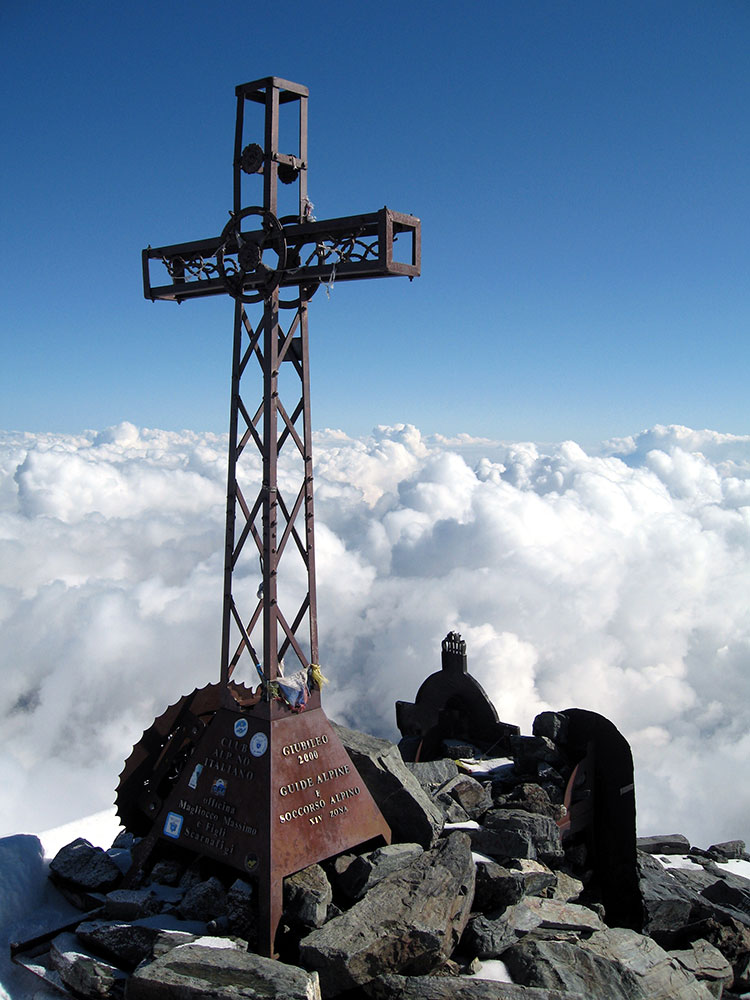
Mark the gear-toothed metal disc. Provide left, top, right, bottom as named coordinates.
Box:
left=115, top=684, right=222, bottom=836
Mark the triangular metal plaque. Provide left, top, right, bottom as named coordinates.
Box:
left=146, top=695, right=390, bottom=954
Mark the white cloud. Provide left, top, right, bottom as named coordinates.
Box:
left=1, top=421, right=750, bottom=849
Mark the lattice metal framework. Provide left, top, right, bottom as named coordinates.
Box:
left=142, top=77, right=420, bottom=700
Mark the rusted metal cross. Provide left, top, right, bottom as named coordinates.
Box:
left=143, top=77, right=420, bottom=703
left=139, top=78, right=420, bottom=955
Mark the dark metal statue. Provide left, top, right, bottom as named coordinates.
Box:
left=396, top=631, right=520, bottom=760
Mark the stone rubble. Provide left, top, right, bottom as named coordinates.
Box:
left=13, top=712, right=750, bottom=999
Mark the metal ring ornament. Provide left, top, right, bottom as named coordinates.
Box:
left=217, top=207, right=287, bottom=303
left=273, top=214, right=321, bottom=310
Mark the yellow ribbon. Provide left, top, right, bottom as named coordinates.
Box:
left=309, top=663, right=328, bottom=689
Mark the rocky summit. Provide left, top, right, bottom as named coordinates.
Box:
left=13, top=714, right=750, bottom=999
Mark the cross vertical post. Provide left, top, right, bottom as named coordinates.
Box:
left=217, top=78, right=318, bottom=698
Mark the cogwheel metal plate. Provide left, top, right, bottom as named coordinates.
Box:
left=115, top=685, right=223, bottom=836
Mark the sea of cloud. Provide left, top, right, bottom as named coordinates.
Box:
left=1, top=420, right=749, bottom=848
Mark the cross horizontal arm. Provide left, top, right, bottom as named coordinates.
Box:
left=143, top=208, right=420, bottom=303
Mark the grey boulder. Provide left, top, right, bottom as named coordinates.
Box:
left=584, top=927, right=715, bottom=999
left=76, top=919, right=159, bottom=972
left=502, top=937, right=641, bottom=999
left=49, top=931, right=127, bottom=998
left=445, top=775, right=493, bottom=820
left=299, top=831, right=475, bottom=994
left=366, top=972, right=587, bottom=999
left=637, top=834, right=692, bottom=855
left=128, top=941, right=321, bottom=1000
left=670, top=937, right=734, bottom=996
left=332, top=723, right=444, bottom=847
left=284, top=864, right=332, bottom=928
left=330, top=843, right=424, bottom=902
left=103, top=889, right=163, bottom=922
left=505, top=926, right=715, bottom=999
left=177, top=876, right=227, bottom=922
left=464, top=897, right=605, bottom=959
left=707, top=840, right=747, bottom=861
left=406, top=759, right=460, bottom=790
left=471, top=808, right=564, bottom=864
left=49, top=838, right=122, bottom=892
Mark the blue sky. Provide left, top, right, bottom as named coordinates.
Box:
left=2, top=1, right=749, bottom=445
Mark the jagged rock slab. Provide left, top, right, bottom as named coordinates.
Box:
left=108, top=848, right=133, bottom=876
left=284, top=864, right=332, bottom=928
left=584, top=927, right=715, bottom=999
left=177, top=876, right=227, bottom=922
left=510, top=859, right=562, bottom=894
left=502, top=937, right=642, bottom=999
left=494, top=783, right=565, bottom=822
left=707, top=840, right=747, bottom=861
left=549, top=870, right=583, bottom=903
left=150, top=929, right=203, bottom=958
left=503, top=929, right=715, bottom=999
left=475, top=858, right=580, bottom=907
left=406, top=759, right=460, bottom=789
left=299, top=831, right=475, bottom=994
left=490, top=765, right=522, bottom=797
left=49, top=931, right=127, bottom=999
left=510, top=736, right=563, bottom=772
left=128, top=942, right=320, bottom=1000
left=363, top=843, right=424, bottom=884
left=438, top=794, right=471, bottom=823
left=224, top=878, right=255, bottom=942
left=473, top=863, right=537, bottom=913
left=328, top=852, right=359, bottom=897
left=639, top=851, right=705, bottom=944
left=445, top=775, right=493, bottom=820
left=332, top=723, right=444, bottom=847
left=471, top=808, right=564, bottom=864
left=669, top=864, right=750, bottom=929
left=702, top=879, right=750, bottom=927
left=49, top=838, right=123, bottom=892
left=666, top=867, right=722, bottom=894
left=149, top=858, right=184, bottom=885
left=671, top=938, right=734, bottom=995
left=663, top=915, right=750, bottom=986
left=506, top=896, right=606, bottom=935
left=330, top=843, right=424, bottom=902
left=463, top=911, right=516, bottom=958
left=103, top=889, right=164, bottom=921
left=112, top=831, right=135, bottom=850
left=532, top=712, right=569, bottom=745
left=465, top=897, right=605, bottom=959
left=642, top=851, right=750, bottom=941
left=365, top=972, right=587, bottom=999
left=76, top=920, right=161, bottom=972
left=637, top=834, right=692, bottom=855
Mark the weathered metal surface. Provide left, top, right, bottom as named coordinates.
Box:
left=144, top=704, right=390, bottom=951
left=126, top=76, right=419, bottom=956
left=396, top=632, right=520, bottom=760
left=116, top=685, right=224, bottom=836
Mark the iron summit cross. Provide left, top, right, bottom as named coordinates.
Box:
left=139, top=77, right=420, bottom=954
left=143, top=76, right=420, bottom=699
